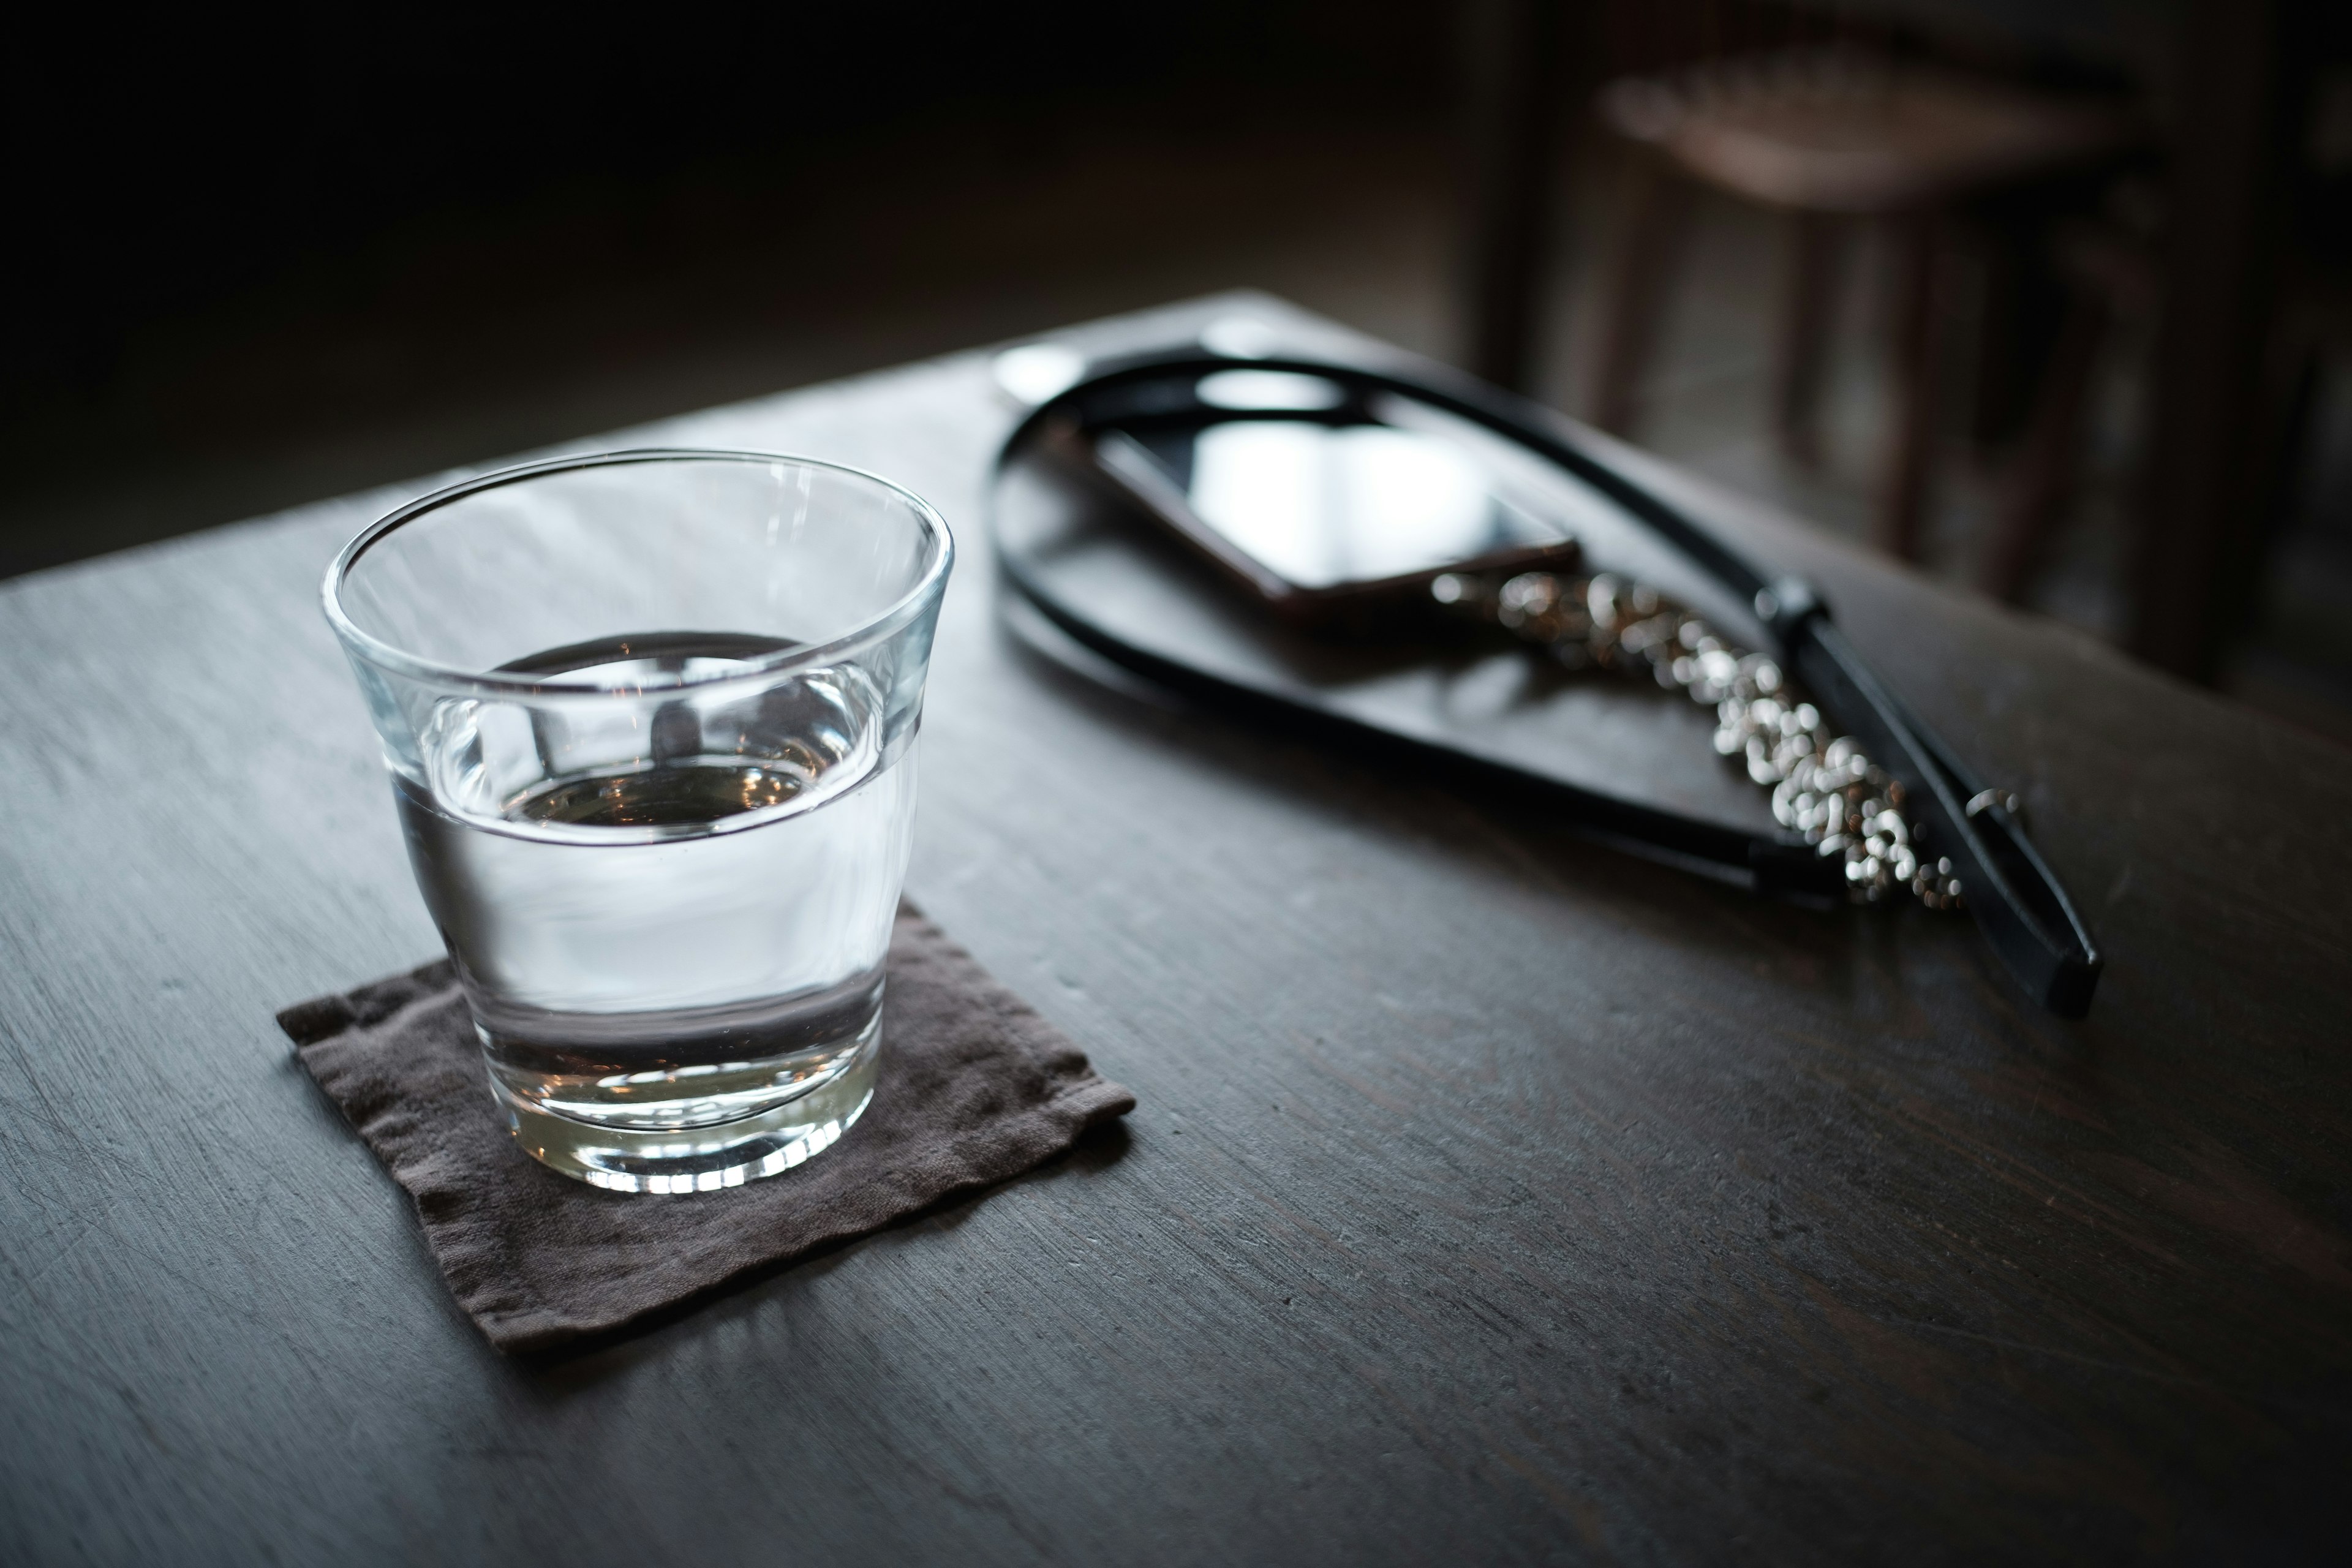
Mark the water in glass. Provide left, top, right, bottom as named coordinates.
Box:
left=396, top=634, right=913, bottom=1191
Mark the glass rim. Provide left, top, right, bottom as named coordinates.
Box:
left=322, top=447, right=955, bottom=697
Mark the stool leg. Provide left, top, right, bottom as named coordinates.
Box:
left=1983, top=293, right=2110, bottom=601
left=1774, top=213, right=1843, bottom=469
left=1460, top=0, right=1569, bottom=395
left=1879, top=212, right=1946, bottom=560
left=1586, top=154, right=1689, bottom=438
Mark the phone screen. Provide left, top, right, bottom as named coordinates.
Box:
left=1099, top=372, right=1574, bottom=593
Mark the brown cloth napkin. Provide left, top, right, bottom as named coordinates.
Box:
left=280, top=904, right=1134, bottom=1354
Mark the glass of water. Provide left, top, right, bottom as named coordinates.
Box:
left=323, top=450, right=953, bottom=1193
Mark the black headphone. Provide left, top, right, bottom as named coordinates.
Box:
left=990, top=339, right=2101, bottom=1017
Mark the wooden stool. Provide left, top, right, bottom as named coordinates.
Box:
left=1586, top=47, right=2137, bottom=560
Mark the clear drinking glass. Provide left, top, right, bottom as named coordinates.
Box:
left=323, top=450, right=953, bottom=1193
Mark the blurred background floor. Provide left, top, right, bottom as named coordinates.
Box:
left=6, top=4, right=2348, bottom=744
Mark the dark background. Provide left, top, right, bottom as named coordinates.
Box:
left=2, top=3, right=1451, bottom=570
left=7, top=2, right=1442, bottom=399
left=6, top=1, right=2348, bottom=737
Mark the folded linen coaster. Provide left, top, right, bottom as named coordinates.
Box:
left=281, top=903, right=1134, bottom=1354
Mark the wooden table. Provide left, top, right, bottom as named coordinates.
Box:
left=4, top=295, right=2346, bottom=1564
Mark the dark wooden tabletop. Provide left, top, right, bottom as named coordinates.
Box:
left=4, top=295, right=2347, bottom=1565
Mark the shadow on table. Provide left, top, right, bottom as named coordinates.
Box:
left=993, top=586, right=1883, bottom=965
left=518, top=1117, right=1135, bottom=1382
left=986, top=567, right=2116, bottom=1069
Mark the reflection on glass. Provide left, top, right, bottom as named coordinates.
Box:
left=1196, top=371, right=1347, bottom=412
left=1183, top=421, right=1562, bottom=587
left=1200, top=314, right=1283, bottom=359
left=992, top=342, right=1087, bottom=405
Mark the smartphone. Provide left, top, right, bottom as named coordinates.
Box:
left=1069, top=366, right=1583, bottom=634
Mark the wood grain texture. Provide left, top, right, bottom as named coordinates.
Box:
left=3, top=293, right=2348, bottom=1565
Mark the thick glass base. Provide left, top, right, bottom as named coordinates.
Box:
left=490, top=1033, right=880, bottom=1193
